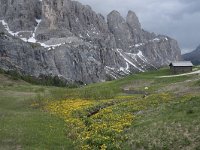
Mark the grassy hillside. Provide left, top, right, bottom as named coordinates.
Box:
left=0, top=68, right=200, bottom=149
left=0, top=74, right=74, bottom=149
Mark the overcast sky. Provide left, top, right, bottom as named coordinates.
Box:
left=77, top=0, right=200, bottom=54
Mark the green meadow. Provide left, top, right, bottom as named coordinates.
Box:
left=0, top=68, right=200, bottom=149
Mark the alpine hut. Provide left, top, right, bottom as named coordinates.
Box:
left=169, top=61, right=193, bottom=74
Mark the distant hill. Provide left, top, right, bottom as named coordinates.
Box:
left=183, top=45, right=200, bottom=65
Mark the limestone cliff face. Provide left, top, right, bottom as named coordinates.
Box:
left=0, top=0, right=42, bottom=31
left=0, top=0, right=182, bottom=83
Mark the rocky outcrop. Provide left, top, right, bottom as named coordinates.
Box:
left=0, top=0, right=181, bottom=84
left=183, top=45, right=200, bottom=65
left=0, top=0, right=42, bottom=32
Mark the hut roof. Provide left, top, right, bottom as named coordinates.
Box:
left=169, top=61, right=193, bottom=67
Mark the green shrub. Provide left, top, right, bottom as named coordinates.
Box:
left=0, top=68, right=76, bottom=87
left=6, top=70, right=21, bottom=80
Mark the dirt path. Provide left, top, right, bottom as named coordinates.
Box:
left=157, top=70, right=200, bottom=78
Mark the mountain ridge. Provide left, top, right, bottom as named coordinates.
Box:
left=183, top=44, right=200, bottom=65
left=0, top=0, right=181, bottom=83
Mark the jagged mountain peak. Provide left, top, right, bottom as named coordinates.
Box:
left=107, top=10, right=125, bottom=25
left=108, top=10, right=121, bottom=16
left=126, top=10, right=141, bottom=30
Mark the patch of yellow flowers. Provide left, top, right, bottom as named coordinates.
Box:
left=45, top=97, right=135, bottom=149
left=45, top=93, right=177, bottom=149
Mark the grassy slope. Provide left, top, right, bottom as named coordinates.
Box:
left=0, top=67, right=200, bottom=149
left=65, top=68, right=195, bottom=100
left=123, top=97, right=200, bottom=150
left=0, top=74, right=74, bottom=150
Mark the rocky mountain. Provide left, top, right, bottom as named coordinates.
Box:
left=183, top=45, right=200, bottom=65
left=0, top=0, right=181, bottom=84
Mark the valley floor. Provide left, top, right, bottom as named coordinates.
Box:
left=0, top=67, right=200, bottom=149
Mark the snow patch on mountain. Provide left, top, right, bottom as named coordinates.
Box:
left=116, top=49, right=145, bottom=72
left=0, top=20, right=21, bottom=36
left=0, top=19, right=66, bottom=49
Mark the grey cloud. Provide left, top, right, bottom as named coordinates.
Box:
left=77, top=0, right=200, bottom=53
